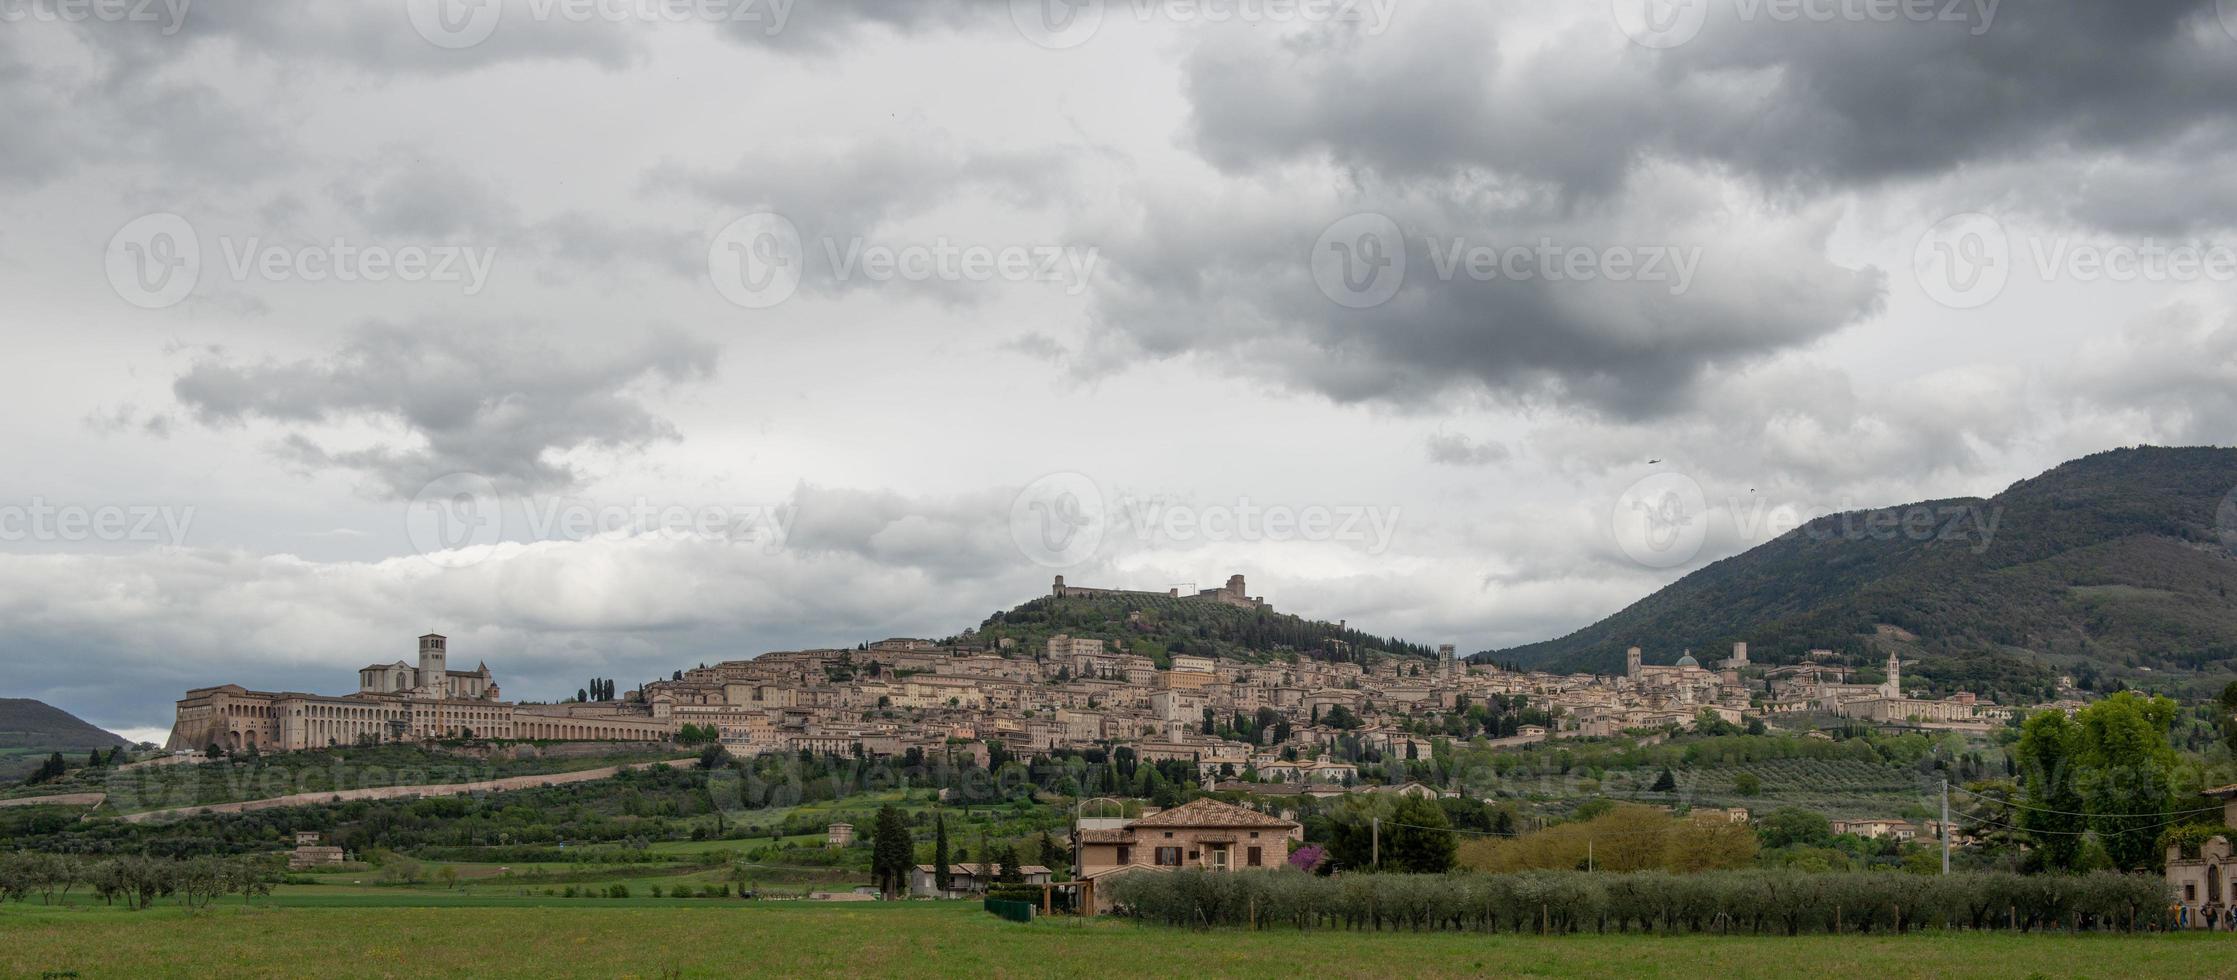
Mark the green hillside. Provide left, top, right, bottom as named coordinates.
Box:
left=1487, top=446, right=2237, bottom=696
left=969, top=592, right=1436, bottom=667
left=0, top=699, right=131, bottom=781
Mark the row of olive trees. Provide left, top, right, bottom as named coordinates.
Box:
left=0, top=852, right=280, bottom=911
left=1106, top=869, right=2171, bottom=935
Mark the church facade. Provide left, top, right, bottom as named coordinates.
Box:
left=165, top=634, right=673, bottom=753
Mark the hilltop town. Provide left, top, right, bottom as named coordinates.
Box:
left=166, top=573, right=2077, bottom=780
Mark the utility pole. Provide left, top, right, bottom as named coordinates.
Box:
left=1371, top=817, right=1380, bottom=869
left=1940, top=778, right=1951, bottom=876
left=1587, top=838, right=1594, bottom=873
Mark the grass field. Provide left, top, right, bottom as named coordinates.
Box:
left=0, top=899, right=2227, bottom=978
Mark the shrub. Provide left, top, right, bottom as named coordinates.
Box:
left=1103, top=868, right=2169, bottom=935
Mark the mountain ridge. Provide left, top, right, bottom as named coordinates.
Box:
left=1481, top=445, right=2237, bottom=697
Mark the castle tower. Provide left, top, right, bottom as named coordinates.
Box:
left=1731, top=642, right=1748, bottom=666
left=1625, top=646, right=1642, bottom=679
left=1225, top=573, right=1247, bottom=598
left=417, top=634, right=448, bottom=699
left=1438, top=643, right=1456, bottom=680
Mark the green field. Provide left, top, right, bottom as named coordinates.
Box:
left=0, top=899, right=2226, bottom=978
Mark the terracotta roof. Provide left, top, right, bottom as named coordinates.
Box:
left=1130, top=797, right=1296, bottom=829
left=913, top=864, right=1053, bottom=875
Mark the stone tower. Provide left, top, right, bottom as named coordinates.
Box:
left=418, top=634, right=448, bottom=699
left=1438, top=643, right=1456, bottom=680
left=1881, top=652, right=1901, bottom=699
left=1625, top=646, right=1642, bottom=679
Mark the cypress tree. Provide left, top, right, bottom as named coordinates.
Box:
left=933, top=813, right=952, bottom=894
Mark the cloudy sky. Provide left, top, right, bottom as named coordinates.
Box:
left=5, top=0, right=2237, bottom=742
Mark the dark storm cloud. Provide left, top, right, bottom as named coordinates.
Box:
left=1077, top=1, right=2234, bottom=418
left=1183, top=2, right=2237, bottom=200
left=1079, top=177, right=1885, bottom=417
left=171, top=322, right=718, bottom=496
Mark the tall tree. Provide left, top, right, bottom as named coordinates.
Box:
left=933, top=813, right=952, bottom=895
left=2015, top=710, right=2087, bottom=870
left=869, top=805, right=913, bottom=900
left=1039, top=831, right=1067, bottom=874
left=2074, top=692, right=2179, bottom=871
left=1385, top=795, right=1458, bottom=874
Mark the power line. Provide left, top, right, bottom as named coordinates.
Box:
left=1948, top=783, right=2227, bottom=819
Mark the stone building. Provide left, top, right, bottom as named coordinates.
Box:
left=166, top=633, right=673, bottom=753
left=2168, top=786, right=2237, bottom=928
left=1077, top=798, right=1302, bottom=909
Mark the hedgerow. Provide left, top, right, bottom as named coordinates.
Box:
left=1104, top=869, right=2169, bottom=934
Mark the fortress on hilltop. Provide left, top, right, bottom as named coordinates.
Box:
left=1051, top=573, right=1266, bottom=609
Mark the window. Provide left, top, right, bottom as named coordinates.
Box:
left=1116, top=846, right=1131, bottom=866
left=1248, top=832, right=1259, bottom=839
left=1247, top=847, right=1262, bottom=867
left=1154, top=847, right=1182, bottom=866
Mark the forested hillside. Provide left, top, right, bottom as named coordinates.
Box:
left=1487, top=446, right=2237, bottom=693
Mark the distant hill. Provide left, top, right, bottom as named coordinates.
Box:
left=0, top=698, right=131, bottom=780
left=968, top=586, right=1436, bottom=667
left=0, top=699, right=130, bottom=751
left=1484, top=446, right=2237, bottom=700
